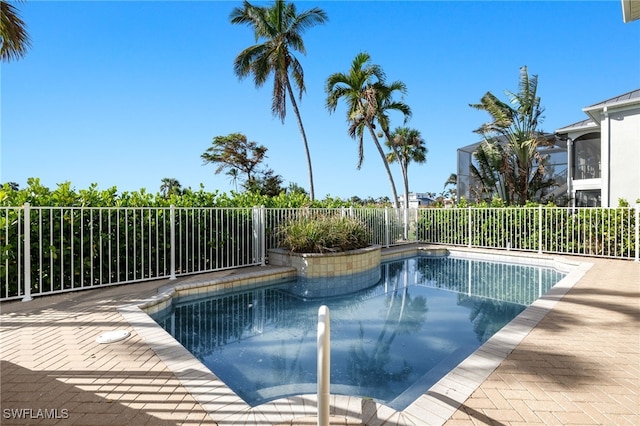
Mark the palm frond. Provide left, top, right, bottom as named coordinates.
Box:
left=0, top=0, right=31, bottom=62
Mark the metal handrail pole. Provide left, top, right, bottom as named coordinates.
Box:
left=317, top=305, right=330, bottom=426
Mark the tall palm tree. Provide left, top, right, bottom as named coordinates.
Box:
left=385, top=127, right=426, bottom=239
left=385, top=127, right=427, bottom=210
left=226, top=168, right=240, bottom=191
left=1, top=0, right=31, bottom=62
left=470, top=66, right=551, bottom=205
left=230, top=0, right=327, bottom=201
left=375, top=82, right=412, bottom=180
left=326, top=52, right=410, bottom=208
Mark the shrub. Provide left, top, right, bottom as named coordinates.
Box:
left=277, top=215, right=371, bottom=253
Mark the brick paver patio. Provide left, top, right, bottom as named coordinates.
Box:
left=444, top=256, right=639, bottom=426
left=1, top=252, right=638, bottom=425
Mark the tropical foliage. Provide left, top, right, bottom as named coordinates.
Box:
left=0, top=178, right=382, bottom=209
left=201, top=133, right=289, bottom=197
left=469, top=66, right=556, bottom=205
left=385, top=127, right=427, bottom=209
left=325, top=52, right=411, bottom=209
left=277, top=215, right=371, bottom=253
left=0, top=178, right=375, bottom=299
left=230, top=0, right=328, bottom=201
left=443, top=173, right=457, bottom=199
left=0, top=0, right=31, bottom=62
left=160, top=178, right=183, bottom=198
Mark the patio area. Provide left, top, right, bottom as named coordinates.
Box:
left=1, top=251, right=638, bottom=425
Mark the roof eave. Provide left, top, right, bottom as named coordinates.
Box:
left=555, top=121, right=599, bottom=134
left=582, top=109, right=602, bottom=124
left=621, top=0, right=640, bottom=23
left=582, top=96, right=640, bottom=123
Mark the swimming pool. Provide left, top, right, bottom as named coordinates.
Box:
left=149, top=253, right=566, bottom=410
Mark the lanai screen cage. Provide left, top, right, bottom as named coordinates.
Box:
left=456, top=137, right=568, bottom=205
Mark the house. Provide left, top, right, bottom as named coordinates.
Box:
left=555, top=89, right=640, bottom=207
left=399, top=192, right=435, bottom=209
left=456, top=89, right=639, bottom=207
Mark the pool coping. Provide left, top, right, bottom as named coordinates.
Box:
left=117, top=245, right=592, bottom=426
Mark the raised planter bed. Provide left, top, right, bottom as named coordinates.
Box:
left=268, top=245, right=382, bottom=298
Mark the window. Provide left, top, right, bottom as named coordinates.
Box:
left=575, top=190, right=601, bottom=207
left=573, top=134, right=601, bottom=180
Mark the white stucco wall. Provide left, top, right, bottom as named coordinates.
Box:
left=607, top=106, right=640, bottom=206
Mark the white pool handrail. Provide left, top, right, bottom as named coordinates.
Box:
left=317, top=305, right=330, bottom=426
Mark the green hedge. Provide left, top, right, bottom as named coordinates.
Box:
left=417, top=204, right=637, bottom=258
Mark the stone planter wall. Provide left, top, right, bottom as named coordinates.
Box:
left=268, top=245, right=381, bottom=278
left=268, top=245, right=382, bottom=298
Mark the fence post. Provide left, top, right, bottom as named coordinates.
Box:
left=384, top=208, right=390, bottom=248
left=403, top=207, right=409, bottom=241
left=538, top=205, right=543, bottom=254
left=467, top=207, right=472, bottom=248
left=22, top=203, right=32, bottom=302
left=260, top=206, right=266, bottom=266
left=170, top=205, right=176, bottom=280
left=635, top=204, right=639, bottom=263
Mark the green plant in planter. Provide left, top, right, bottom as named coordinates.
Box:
left=278, top=215, right=371, bottom=253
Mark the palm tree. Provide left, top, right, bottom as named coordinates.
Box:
left=1, top=0, right=31, bottom=62
left=469, top=66, right=551, bottom=205
left=326, top=52, right=410, bottom=208
left=444, top=173, right=457, bottom=200
left=375, top=83, right=413, bottom=182
left=386, top=127, right=426, bottom=239
left=226, top=168, right=240, bottom=191
left=385, top=127, right=427, bottom=209
left=469, top=140, right=510, bottom=203
left=160, top=178, right=182, bottom=198
left=230, top=0, right=327, bottom=201
left=3, top=181, right=19, bottom=191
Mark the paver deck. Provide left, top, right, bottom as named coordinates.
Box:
left=1, top=252, right=638, bottom=425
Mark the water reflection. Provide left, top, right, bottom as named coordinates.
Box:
left=151, top=255, right=565, bottom=409
left=347, top=260, right=428, bottom=395
left=415, top=256, right=564, bottom=305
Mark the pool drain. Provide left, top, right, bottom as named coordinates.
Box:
left=96, top=330, right=131, bottom=344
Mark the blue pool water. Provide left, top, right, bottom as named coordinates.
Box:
left=150, top=255, right=566, bottom=410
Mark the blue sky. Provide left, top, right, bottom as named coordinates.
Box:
left=2, top=0, right=639, bottom=200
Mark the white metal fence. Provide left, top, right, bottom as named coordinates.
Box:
left=417, top=206, right=639, bottom=260
left=1, top=205, right=264, bottom=301
left=1, top=204, right=638, bottom=301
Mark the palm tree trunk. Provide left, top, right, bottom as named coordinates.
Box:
left=285, top=81, right=315, bottom=201
left=403, top=163, right=410, bottom=240
left=367, top=125, right=400, bottom=208
left=382, top=127, right=408, bottom=234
